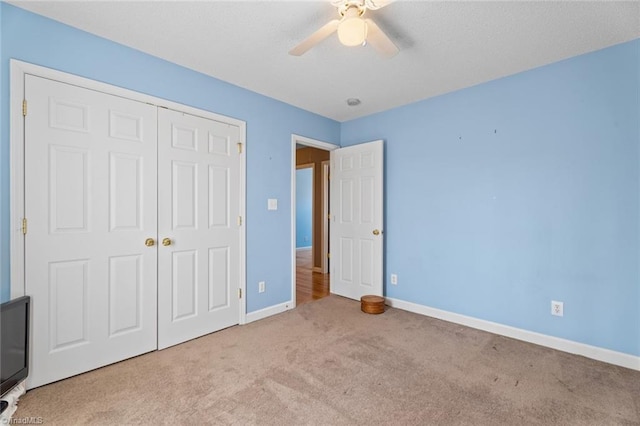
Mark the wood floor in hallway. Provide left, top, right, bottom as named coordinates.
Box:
left=296, top=249, right=330, bottom=306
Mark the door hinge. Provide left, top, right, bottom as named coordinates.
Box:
left=327, top=213, right=331, bottom=220
left=238, top=288, right=242, bottom=299
left=237, top=216, right=242, bottom=226
left=22, top=100, right=27, bottom=117
left=237, top=142, right=243, bottom=154
left=21, top=218, right=27, bottom=235
left=327, top=252, right=331, bottom=259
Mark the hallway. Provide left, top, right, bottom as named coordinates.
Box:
left=295, top=249, right=330, bottom=306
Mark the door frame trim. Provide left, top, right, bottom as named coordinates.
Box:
left=290, top=134, right=338, bottom=308
left=10, top=59, right=248, bottom=324
left=321, top=160, right=331, bottom=274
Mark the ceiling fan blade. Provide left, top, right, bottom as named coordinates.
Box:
left=364, top=0, right=394, bottom=10
left=365, top=19, right=399, bottom=59
left=289, top=20, right=340, bottom=56
left=331, top=0, right=394, bottom=10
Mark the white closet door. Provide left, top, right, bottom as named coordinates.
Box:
left=330, top=140, right=384, bottom=300
left=25, top=75, right=158, bottom=388
left=157, top=108, right=241, bottom=349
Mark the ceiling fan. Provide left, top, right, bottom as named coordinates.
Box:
left=289, top=0, right=399, bottom=59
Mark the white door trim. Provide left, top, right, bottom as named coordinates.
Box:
left=290, top=135, right=338, bottom=308
left=10, top=59, right=247, bottom=324
left=321, top=160, right=330, bottom=274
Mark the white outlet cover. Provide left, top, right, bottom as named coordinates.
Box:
left=551, top=300, right=564, bottom=317
left=390, top=274, right=398, bottom=285
left=268, top=198, right=278, bottom=210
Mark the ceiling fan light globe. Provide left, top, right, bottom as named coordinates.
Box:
left=337, top=17, right=367, bottom=46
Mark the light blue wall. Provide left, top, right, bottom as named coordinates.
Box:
left=2, top=4, right=638, bottom=358
left=342, top=39, right=640, bottom=356
left=0, top=4, right=341, bottom=310
left=0, top=3, right=4, bottom=303
left=295, top=168, right=313, bottom=248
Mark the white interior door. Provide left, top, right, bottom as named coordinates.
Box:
left=25, top=75, right=158, bottom=388
left=330, top=140, right=384, bottom=300
left=157, top=108, right=241, bottom=349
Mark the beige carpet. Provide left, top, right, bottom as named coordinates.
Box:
left=15, top=296, right=640, bottom=425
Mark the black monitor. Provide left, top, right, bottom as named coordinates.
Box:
left=1, top=296, right=30, bottom=401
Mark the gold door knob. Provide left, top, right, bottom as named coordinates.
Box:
left=145, top=238, right=155, bottom=247
left=162, top=238, right=172, bottom=246
left=373, top=229, right=380, bottom=236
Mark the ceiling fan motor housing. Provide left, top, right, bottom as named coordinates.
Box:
left=337, top=4, right=368, bottom=46
left=290, top=0, right=398, bottom=58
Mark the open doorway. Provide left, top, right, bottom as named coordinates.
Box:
left=296, top=162, right=327, bottom=305
left=291, top=135, right=339, bottom=307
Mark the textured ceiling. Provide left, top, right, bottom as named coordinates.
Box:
left=9, top=1, right=640, bottom=122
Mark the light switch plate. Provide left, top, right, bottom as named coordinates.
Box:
left=268, top=198, right=278, bottom=210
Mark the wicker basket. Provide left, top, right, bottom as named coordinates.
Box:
left=360, top=295, right=385, bottom=314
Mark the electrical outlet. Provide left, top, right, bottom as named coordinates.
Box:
left=551, top=300, right=563, bottom=317
left=390, top=274, right=398, bottom=285
left=259, top=281, right=266, bottom=293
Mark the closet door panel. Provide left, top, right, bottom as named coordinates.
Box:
left=25, top=75, right=158, bottom=389
left=157, top=109, right=241, bottom=349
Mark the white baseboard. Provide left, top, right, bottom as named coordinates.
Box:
left=385, top=297, right=640, bottom=371
left=296, top=246, right=312, bottom=251
left=245, top=301, right=294, bottom=324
